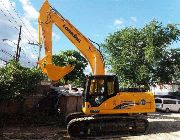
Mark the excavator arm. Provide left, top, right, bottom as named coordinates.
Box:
left=38, top=0, right=105, bottom=81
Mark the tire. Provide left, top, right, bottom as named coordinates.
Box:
left=165, top=108, right=170, bottom=113
left=178, top=108, right=180, bottom=113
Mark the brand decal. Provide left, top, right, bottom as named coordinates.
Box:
left=63, top=24, right=81, bottom=43
left=114, top=100, right=149, bottom=110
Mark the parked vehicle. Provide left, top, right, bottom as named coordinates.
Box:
left=155, top=98, right=180, bottom=113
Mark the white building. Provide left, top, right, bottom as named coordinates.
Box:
left=150, top=84, right=180, bottom=95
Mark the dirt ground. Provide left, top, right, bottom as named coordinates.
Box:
left=0, top=112, right=180, bottom=140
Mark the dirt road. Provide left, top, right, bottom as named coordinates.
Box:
left=119, top=112, right=180, bottom=140
left=1, top=112, right=180, bottom=140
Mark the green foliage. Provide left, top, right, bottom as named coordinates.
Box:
left=0, top=60, right=44, bottom=101
left=102, top=20, right=180, bottom=88
left=52, top=50, right=88, bottom=87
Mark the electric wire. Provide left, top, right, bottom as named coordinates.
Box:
left=0, top=0, right=39, bottom=66
left=7, top=0, right=39, bottom=44
left=0, top=41, right=37, bottom=65
left=0, top=0, right=39, bottom=53
left=0, top=0, right=19, bottom=24
left=0, top=49, right=14, bottom=57
left=0, top=8, right=19, bottom=31
left=0, top=0, right=35, bottom=43
left=0, top=57, right=8, bottom=63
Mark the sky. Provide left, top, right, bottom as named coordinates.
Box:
left=0, top=0, right=180, bottom=70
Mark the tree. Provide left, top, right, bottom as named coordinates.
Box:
left=52, top=50, right=88, bottom=87
left=153, top=48, right=180, bottom=83
left=102, top=20, right=180, bottom=88
left=0, top=60, right=44, bottom=101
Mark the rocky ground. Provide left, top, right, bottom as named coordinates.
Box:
left=0, top=112, right=180, bottom=140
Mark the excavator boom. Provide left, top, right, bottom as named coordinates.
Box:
left=38, top=0, right=104, bottom=81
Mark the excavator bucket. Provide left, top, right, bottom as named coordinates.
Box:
left=45, top=64, right=74, bottom=81
left=38, top=56, right=74, bottom=81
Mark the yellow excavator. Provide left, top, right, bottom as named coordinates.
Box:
left=38, top=0, right=155, bottom=138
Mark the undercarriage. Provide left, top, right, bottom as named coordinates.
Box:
left=66, top=112, right=149, bottom=138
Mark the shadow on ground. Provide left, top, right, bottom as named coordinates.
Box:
left=1, top=112, right=180, bottom=140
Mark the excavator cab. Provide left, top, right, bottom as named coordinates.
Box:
left=84, top=75, right=119, bottom=107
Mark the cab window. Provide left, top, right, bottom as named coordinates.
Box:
left=89, top=79, right=105, bottom=95
left=107, top=80, right=114, bottom=96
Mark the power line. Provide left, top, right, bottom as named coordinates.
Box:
left=0, top=0, right=19, bottom=24
left=0, top=0, right=31, bottom=43
left=0, top=1, right=39, bottom=63
left=0, top=49, right=14, bottom=57
left=0, top=50, right=36, bottom=67
left=28, top=42, right=42, bottom=62
left=0, top=44, right=37, bottom=67
left=19, top=47, right=37, bottom=64
left=1, top=39, right=38, bottom=57
left=0, top=0, right=37, bottom=44
left=0, top=0, right=19, bottom=27
left=0, top=40, right=37, bottom=62
left=0, top=57, right=8, bottom=63
left=22, top=44, right=39, bottom=55
left=0, top=8, right=32, bottom=42
left=0, top=8, right=19, bottom=30
left=7, top=0, right=38, bottom=44
left=0, top=6, right=31, bottom=44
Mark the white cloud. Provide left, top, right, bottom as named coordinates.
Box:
left=114, top=19, right=124, bottom=26
left=0, top=60, right=6, bottom=67
left=53, top=32, right=61, bottom=42
left=19, top=0, right=38, bottom=20
left=130, top=17, right=137, bottom=22
left=0, top=0, right=18, bottom=38
left=0, top=0, right=12, bottom=10
left=113, top=18, right=124, bottom=29
left=84, top=65, right=91, bottom=75
left=18, top=0, right=38, bottom=43
left=18, top=0, right=39, bottom=67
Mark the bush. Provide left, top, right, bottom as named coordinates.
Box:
left=0, top=60, right=44, bottom=101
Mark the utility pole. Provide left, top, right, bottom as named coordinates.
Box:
left=28, top=42, right=42, bottom=66
left=16, top=25, right=22, bottom=61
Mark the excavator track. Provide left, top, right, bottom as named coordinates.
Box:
left=65, top=112, right=85, bottom=124
left=67, top=115, right=149, bottom=138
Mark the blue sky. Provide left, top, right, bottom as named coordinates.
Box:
left=35, top=0, right=180, bottom=52
left=0, top=0, right=180, bottom=67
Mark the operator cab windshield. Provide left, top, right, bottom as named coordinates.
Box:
left=89, top=79, right=105, bottom=95
left=85, top=75, right=118, bottom=107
